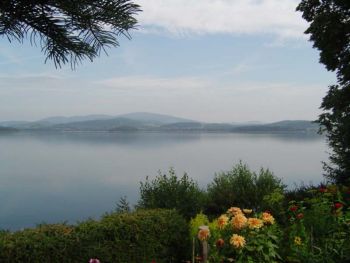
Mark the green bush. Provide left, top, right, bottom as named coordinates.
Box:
left=283, top=185, right=350, bottom=263
left=205, top=162, right=285, bottom=216
left=138, top=168, right=206, bottom=219
left=0, top=209, right=190, bottom=263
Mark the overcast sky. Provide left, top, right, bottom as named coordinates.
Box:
left=0, top=0, right=336, bottom=123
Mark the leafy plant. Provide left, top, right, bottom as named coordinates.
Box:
left=0, top=209, right=190, bottom=263
left=284, top=185, right=350, bottom=263
left=0, top=0, right=141, bottom=68
left=115, top=196, right=131, bottom=213
left=205, top=162, right=285, bottom=216
left=138, top=168, right=206, bottom=219
left=297, top=0, right=350, bottom=185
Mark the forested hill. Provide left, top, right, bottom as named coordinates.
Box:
left=0, top=113, right=319, bottom=133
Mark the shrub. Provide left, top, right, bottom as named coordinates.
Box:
left=0, top=209, right=190, bottom=263
left=284, top=185, right=350, bottom=263
left=138, top=168, right=206, bottom=219
left=205, top=162, right=285, bottom=216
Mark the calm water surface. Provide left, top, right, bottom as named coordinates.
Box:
left=0, top=131, right=327, bottom=230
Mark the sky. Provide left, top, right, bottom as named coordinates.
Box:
left=0, top=0, right=337, bottom=123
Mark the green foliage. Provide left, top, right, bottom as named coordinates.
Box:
left=297, top=0, right=350, bottom=184
left=189, top=213, right=210, bottom=239
left=0, top=0, right=140, bottom=68
left=318, top=84, right=350, bottom=184
left=285, top=183, right=320, bottom=202
left=297, top=0, right=350, bottom=84
left=262, top=188, right=286, bottom=222
left=115, top=196, right=131, bottom=213
left=138, top=168, right=206, bottom=219
left=206, top=162, right=285, bottom=216
left=0, top=209, right=190, bottom=263
left=284, top=185, right=350, bottom=263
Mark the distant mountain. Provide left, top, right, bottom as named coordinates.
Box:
left=117, top=112, right=193, bottom=125
left=231, top=120, right=319, bottom=133
left=52, top=117, right=147, bottom=131
left=0, top=126, right=18, bottom=133
left=39, top=115, right=113, bottom=124
left=0, top=121, right=29, bottom=127
left=266, top=120, right=318, bottom=129
left=0, top=113, right=319, bottom=134
left=160, top=122, right=203, bottom=130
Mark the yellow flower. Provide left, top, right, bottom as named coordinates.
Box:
left=198, top=228, right=210, bottom=241
left=217, top=215, right=229, bottom=229
left=247, top=218, right=263, bottom=229
left=294, top=236, right=302, bottom=246
left=230, top=234, right=246, bottom=249
left=231, top=213, right=247, bottom=229
left=227, top=207, right=242, bottom=216
left=243, top=209, right=253, bottom=214
left=262, top=212, right=275, bottom=225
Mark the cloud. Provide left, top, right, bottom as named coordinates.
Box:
left=0, top=71, right=326, bottom=123
left=98, top=75, right=212, bottom=91
left=136, top=0, right=307, bottom=39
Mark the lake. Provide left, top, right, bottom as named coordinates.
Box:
left=0, top=131, right=328, bottom=230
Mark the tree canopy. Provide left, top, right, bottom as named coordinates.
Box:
left=297, top=0, right=350, bottom=85
left=297, top=0, right=350, bottom=184
left=0, top=0, right=140, bottom=68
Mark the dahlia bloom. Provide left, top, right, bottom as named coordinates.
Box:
left=198, top=228, right=210, bottom=241
left=231, top=213, right=247, bottom=229
left=243, top=209, right=253, bottom=214
left=217, top=214, right=229, bottom=229
left=262, top=212, right=275, bottom=225
left=216, top=238, right=225, bottom=248
left=247, top=218, right=263, bottom=229
left=230, top=234, right=246, bottom=249
left=227, top=207, right=242, bottom=216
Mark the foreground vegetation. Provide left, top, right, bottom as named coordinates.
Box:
left=139, top=163, right=350, bottom=262
left=0, top=163, right=349, bottom=262
left=0, top=209, right=188, bottom=263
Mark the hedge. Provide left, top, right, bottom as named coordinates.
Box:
left=0, top=209, right=190, bottom=263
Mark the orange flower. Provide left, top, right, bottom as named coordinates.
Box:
left=231, top=213, right=247, bottom=229
left=230, top=234, right=246, bottom=249
left=247, top=218, right=263, bottom=229
left=216, top=238, right=225, bottom=248
left=227, top=207, right=242, bottom=216
left=243, top=209, right=253, bottom=214
left=262, top=212, right=275, bottom=225
left=217, top=215, right=229, bottom=229
left=198, top=228, right=210, bottom=241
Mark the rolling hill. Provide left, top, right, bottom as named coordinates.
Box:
left=0, top=113, right=319, bottom=133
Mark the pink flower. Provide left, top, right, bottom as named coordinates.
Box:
left=334, top=203, right=343, bottom=209
left=289, top=205, right=298, bottom=212
left=89, top=259, right=101, bottom=263
left=319, top=187, right=327, bottom=193
left=297, top=213, right=304, bottom=219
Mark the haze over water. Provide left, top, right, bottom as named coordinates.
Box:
left=0, top=131, right=327, bottom=230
